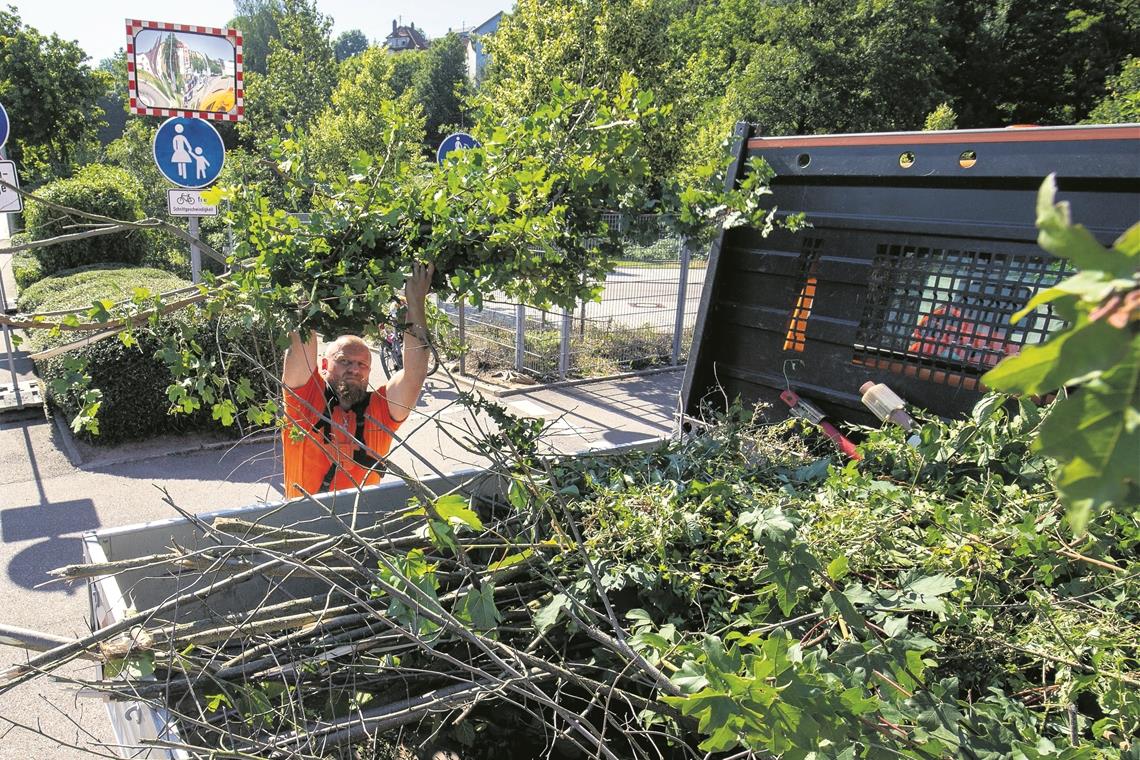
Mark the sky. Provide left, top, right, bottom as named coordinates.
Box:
left=9, top=1, right=512, bottom=66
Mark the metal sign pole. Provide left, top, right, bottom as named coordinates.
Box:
left=0, top=273, right=20, bottom=404
left=189, top=215, right=201, bottom=283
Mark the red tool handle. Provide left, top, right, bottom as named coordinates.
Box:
left=781, top=390, right=862, bottom=461
left=819, top=419, right=862, bottom=461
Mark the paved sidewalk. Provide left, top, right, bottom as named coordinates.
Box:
left=0, top=356, right=681, bottom=758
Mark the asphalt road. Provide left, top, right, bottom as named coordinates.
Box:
left=456, top=263, right=707, bottom=331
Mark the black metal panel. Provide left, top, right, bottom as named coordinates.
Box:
left=683, top=123, right=1140, bottom=425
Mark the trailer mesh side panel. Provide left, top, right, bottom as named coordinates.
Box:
left=854, top=245, right=1069, bottom=376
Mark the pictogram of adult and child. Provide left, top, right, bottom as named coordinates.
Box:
left=170, top=123, right=211, bottom=180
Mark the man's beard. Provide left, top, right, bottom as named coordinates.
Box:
left=332, top=378, right=368, bottom=408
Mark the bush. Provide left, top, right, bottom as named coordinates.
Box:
left=23, top=266, right=276, bottom=445
left=17, top=264, right=190, bottom=313
left=11, top=247, right=44, bottom=290
left=37, top=310, right=278, bottom=445
left=24, top=164, right=150, bottom=275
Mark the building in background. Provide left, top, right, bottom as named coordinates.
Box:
left=458, top=11, right=503, bottom=83
left=385, top=19, right=428, bottom=52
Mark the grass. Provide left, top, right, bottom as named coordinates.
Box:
left=461, top=322, right=693, bottom=382
left=612, top=258, right=709, bottom=270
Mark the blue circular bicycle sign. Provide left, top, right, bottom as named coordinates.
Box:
left=436, top=132, right=481, bottom=165
left=0, top=102, right=9, bottom=151
left=153, top=117, right=225, bottom=188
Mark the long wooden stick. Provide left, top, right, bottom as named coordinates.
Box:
left=0, top=624, right=100, bottom=660
left=0, top=533, right=345, bottom=691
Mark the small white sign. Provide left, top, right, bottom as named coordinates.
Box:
left=0, top=161, right=22, bottom=213
left=167, top=189, right=218, bottom=216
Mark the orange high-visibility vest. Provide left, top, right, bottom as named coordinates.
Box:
left=282, top=371, right=401, bottom=498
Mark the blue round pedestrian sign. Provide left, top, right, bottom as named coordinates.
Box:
left=0, top=102, right=9, bottom=151
left=436, top=132, right=481, bottom=165
left=153, top=117, right=225, bottom=188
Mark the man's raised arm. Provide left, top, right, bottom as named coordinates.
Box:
left=283, top=330, right=318, bottom=389
left=385, top=263, right=434, bottom=422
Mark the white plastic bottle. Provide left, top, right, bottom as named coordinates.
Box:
left=859, top=382, right=922, bottom=446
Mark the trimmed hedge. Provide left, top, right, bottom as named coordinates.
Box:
left=11, top=248, right=44, bottom=290
left=24, top=164, right=150, bottom=276
left=17, top=264, right=190, bottom=313
left=27, top=266, right=277, bottom=445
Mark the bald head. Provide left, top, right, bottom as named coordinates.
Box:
left=325, top=335, right=370, bottom=360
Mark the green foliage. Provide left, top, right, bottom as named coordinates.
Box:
left=481, top=0, right=684, bottom=189
left=539, top=397, right=1139, bottom=757
left=333, top=28, right=369, bottom=62
left=684, top=0, right=950, bottom=172
left=94, top=50, right=129, bottom=145
left=23, top=266, right=270, bottom=443
left=23, top=164, right=149, bottom=275
left=983, top=176, right=1139, bottom=531
left=102, top=120, right=169, bottom=219
left=480, top=0, right=1136, bottom=182
left=384, top=51, right=421, bottom=98
left=924, top=102, right=958, bottom=130
left=228, top=0, right=281, bottom=76
left=16, top=264, right=188, bottom=313
left=219, top=75, right=707, bottom=338
left=103, top=121, right=277, bottom=276
left=34, top=76, right=779, bottom=438
left=10, top=248, right=44, bottom=290
left=0, top=7, right=109, bottom=186
left=37, top=312, right=275, bottom=445
left=305, top=48, right=427, bottom=178
left=237, top=0, right=337, bottom=153
left=313, top=34, right=468, bottom=156
left=1085, top=55, right=1140, bottom=124
left=412, top=33, right=471, bottom=147
left=941, top=0, right=1140, bottom=127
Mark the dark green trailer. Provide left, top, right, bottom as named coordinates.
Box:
left=682, top=122, right=1140, bottom=425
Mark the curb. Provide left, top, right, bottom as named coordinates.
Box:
left=458, top=364, right=685, bottom=398
left=492, top=364, right=684, bottom=398
left=76, top=429, right=279, bottom=471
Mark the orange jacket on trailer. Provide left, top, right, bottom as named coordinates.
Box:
left=282, top=371, right=402, bottom=499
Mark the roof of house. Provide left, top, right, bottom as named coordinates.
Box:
left=473, top=11, right=504, bottom=35
left=457, top=11, right=505, bottom=39
left=385, top=20, right=429, bottom=50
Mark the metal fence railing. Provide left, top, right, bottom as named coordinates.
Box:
left=443, top=215, right=706, bottom=383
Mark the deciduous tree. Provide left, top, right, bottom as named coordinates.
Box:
left=228, top=0, right=281, bottom=76
left=306, top=46, right=426, bottom=176
left=480, top=0, right=686, bottom=190
left=333, top=28, right=369, bottom=62
left=0, top=7, right=108, bottom=185
left=412, top=33, right=470, bottom=148
left=237, top=0, right=337, bottom=153
left=1085, top=55, right=1140, bottom=124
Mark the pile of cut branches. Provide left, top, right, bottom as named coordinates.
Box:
left=2, top=390, right=1136, bottom=759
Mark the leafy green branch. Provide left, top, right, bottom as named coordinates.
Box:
left=983, top=175, right=1140, bottom=532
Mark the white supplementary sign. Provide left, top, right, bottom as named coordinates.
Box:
left=167, top=189, right=218, bottom=216
left=0, top=161, right=22, bottom=213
